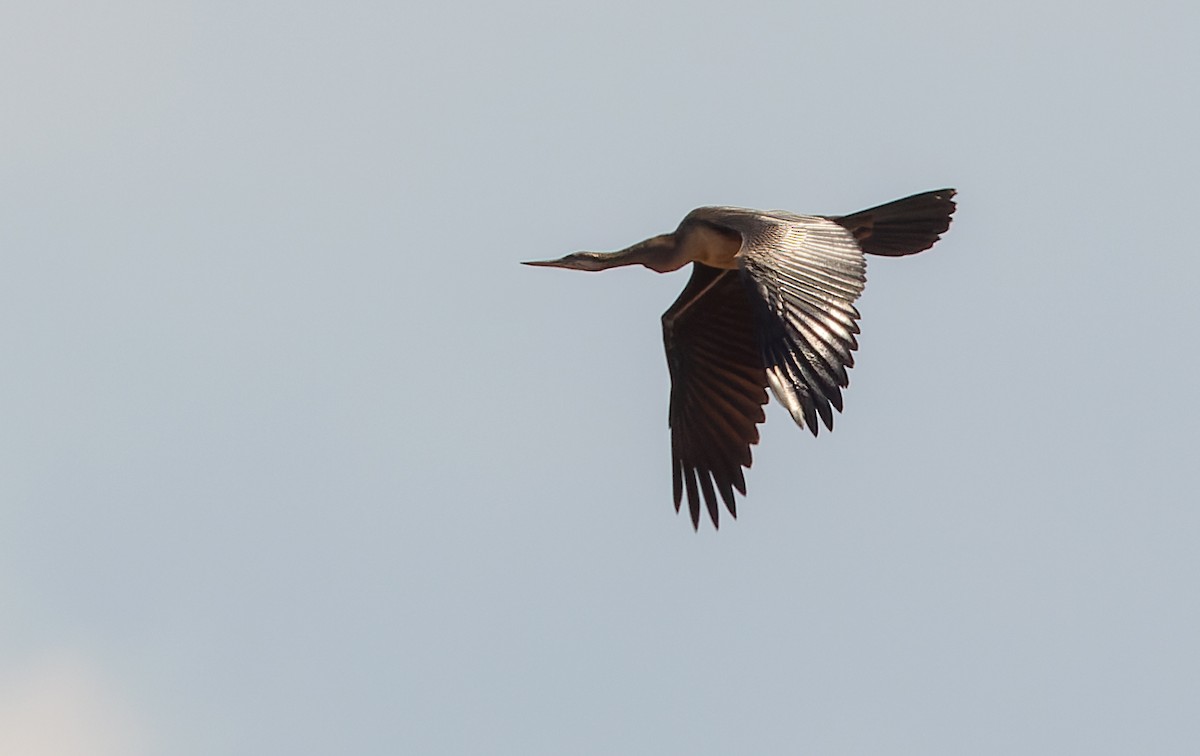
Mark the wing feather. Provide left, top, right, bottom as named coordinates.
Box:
left=662, top=264, right=769, bottom=529
left=657, top=200, right=941, bottom=526
left=687, top=208, right=866, bottom=436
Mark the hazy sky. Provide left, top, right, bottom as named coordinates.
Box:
left=3, top=1, right=1199, bottom=754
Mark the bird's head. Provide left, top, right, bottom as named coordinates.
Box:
left=522, top=234, right=681, bottom=273
left=521, top=251, right=613, bottom=272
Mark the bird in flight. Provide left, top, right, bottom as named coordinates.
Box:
left=524, top=189, right=956, bottom=529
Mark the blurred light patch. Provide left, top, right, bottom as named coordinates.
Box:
left=0, top=652, right=149, bottom=756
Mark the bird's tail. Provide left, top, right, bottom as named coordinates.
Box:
left=831, top=188, right=956, bottom=257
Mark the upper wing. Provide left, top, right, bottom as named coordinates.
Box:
left=694, top=208, right=866, bottom=435
left=662, top=264, right=769, bottom=529
left=741, top=213, right=866, bottom=434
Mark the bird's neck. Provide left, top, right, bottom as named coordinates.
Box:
left=604, top=234, right=688, bottom=273
left=590, top=225, right=743, bottom=273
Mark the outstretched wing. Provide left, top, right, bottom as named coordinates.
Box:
left=662, top=264, right=769, bottom=529
left=686, top=207, right=866, bottom=436
left=738, top=213, right=866, bottom=434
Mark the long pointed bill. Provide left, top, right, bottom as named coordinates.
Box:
left=520, top=256, right=577, bottom=268
left=520, top=251, right=610, bottom=271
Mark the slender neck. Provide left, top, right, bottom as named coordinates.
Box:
left=599, top=233, right=684, bottom=272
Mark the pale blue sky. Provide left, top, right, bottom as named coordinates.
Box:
left=2, top=1, right=1198, bottom=754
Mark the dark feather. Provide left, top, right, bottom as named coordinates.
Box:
left=830, top=188, right=957, bottom=257
left=662, top=264, right=769, bottom=529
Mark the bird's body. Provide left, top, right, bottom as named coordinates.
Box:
left=524, top=189, right=956, bottom=528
